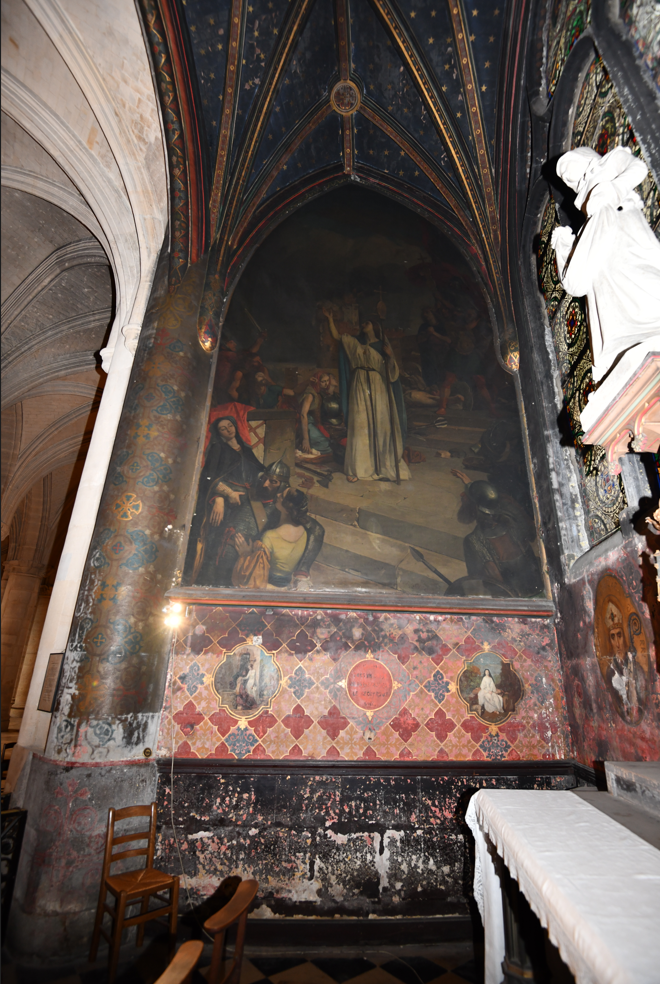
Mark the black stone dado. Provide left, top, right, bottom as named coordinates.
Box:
left=155, top=760, right=579, bottom=921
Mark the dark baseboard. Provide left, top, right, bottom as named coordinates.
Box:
left=241, top=915, right=475, bottom=947
left=157, top=757, right=582, bottom=779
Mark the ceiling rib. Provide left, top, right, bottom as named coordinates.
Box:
left=213, top=0, right=315, bottom=271
left=233, top=101, right=333, bottom=245
left=368, top=0, right=504, bottom=303
left=448, top=1, right=500, bottom=251
left=209, top=0, right=245, bottom=236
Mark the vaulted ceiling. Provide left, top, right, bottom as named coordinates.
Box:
left=140, top=0, right=526, bottom=355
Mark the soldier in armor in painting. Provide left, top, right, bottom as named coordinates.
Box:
left=451, top=472, right=544, bottom=598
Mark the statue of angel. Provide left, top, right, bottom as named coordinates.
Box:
left=551, top=146, right=660, bottom=383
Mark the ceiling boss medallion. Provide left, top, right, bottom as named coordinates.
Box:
left=331, top=79, right=361, bottom=115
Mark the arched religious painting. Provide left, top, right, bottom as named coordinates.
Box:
left=594, top=573, right=650, bottom=725
left=183, top=187, right=545, bottom=603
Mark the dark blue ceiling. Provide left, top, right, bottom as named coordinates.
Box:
left=168, top=0, right=514, bottom=296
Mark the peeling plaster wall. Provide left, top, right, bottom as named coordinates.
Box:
left=155, top=765, right=577, bottom=920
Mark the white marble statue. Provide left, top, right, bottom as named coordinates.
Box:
left=551, top=146, right=660, bottom=383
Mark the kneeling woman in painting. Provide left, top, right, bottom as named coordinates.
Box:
left=233, top=488, right=319, bottom=589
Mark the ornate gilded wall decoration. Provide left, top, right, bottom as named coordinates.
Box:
left=212, top=640, right=282, bottom=720
left=594, top=573, right=649, bottom=725
left=537, top=56, right=659, bottom=542
left=457, top=650, right=524, bottom=725
left=546, top=0, right=591, bottom=99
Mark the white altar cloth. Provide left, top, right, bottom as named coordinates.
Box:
left=466, top=789, right=660, bottom=984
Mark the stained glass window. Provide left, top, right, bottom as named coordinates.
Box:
left=537, top=57, right=659, bottom=543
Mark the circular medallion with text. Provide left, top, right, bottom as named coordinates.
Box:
left=346, top=658, right=393, bottom=711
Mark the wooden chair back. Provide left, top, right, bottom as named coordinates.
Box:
left=154, top=940, right=203, bottom=984
left=204, top=879, right=259, bottom=984
left=103, top=803, right=157, bottom=879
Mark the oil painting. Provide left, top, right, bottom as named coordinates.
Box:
left=594, top=573, right=649, bottom=725
left=457, top=650, right=524, bottom=725
left=183, top=188, right=544, bottom=601
left=212, top=642, right=282, bottom=719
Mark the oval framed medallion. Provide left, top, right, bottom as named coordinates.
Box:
left=331, top=79, right=361, bottom=115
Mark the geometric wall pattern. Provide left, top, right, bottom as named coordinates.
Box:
left=157, top=605, right=570, bottom=762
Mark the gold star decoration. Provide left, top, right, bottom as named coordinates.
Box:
left=400, top=150, right=405, bottom=156
left=254, top=30, right=259, bottom=37
left=248, top=4, right=253, bottom=10
left=457, top=111, right=462, bottom=117
left=429, top=36, right=434, bottom=43
left=217, top=43, right=223, bottom=50
left=444, top=63, right=450, bottom=70
left=472, top=7, right=478, bottom=14
left=369, top=149, right=374, bottom=155
left=384, top=149, right=389, bottom=155
left=212, top=120, right=217, bottom=126
left=494, top=7, right=500, bottom=13
left=470, top=33, right=475, bottom=40
left=414, top=169, right=419, bottom=175
left=190, top=23, right=196, bottom=31
left=209, top=17, right=214, bottom=25
left=268, top=134, right=273, bottom=140
left=431, top=9, right=436, bottom=16
left=410, top=9, right=416, bottom=17
left=369, top=83, right=375, bottom=90
left=484, top=60, right=490, bottom=67
left=489, top=35, right=494, bottom=42
left=441, top=84, right=447, bottom=91
left=273, top=27, right=278, bottom=35
left=481, top=84, right=486, bottom=91
left=210, top=72, right=215, bottom=79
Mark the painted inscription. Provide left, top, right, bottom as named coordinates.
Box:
left=346, top=657, right=394, bottom=711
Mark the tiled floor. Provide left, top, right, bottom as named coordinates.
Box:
left=2, top=939, right=482, bottom=984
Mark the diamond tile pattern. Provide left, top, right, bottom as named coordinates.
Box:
left=157, top=607, right=568, bottom=762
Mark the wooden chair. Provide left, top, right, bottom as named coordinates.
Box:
left=155, top=940, right=204, bottom=984
left=89, top=802, right=179, bottom=983
left=203, top=879, right=259, bottom=984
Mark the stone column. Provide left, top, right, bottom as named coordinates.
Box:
left=8, top=256, right=214, bottom=961
left=8, top=585, right=50, bottom=732
left=0, top=564, right=42, bottom=731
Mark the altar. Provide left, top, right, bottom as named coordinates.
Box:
left=466, top=789, right=660, bottom=984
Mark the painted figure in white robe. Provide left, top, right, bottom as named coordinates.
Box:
left=551, top=146, right=660, bottom=383
left=478, top=669, right=504, bottom=716
left=323, top=306, right=410, bottom=483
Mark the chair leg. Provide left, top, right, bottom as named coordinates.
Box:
left=207, top=929, right=226, bottom=984
left=89, top=886, right=106, bottom=963
left=136, top=893, right=149, bottom=946
left=108, top=891, right=127, bottom=984
left=169, top=876, right=179, bottom=938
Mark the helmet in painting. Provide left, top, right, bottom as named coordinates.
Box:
left=468, top=481, right=500, bottom=515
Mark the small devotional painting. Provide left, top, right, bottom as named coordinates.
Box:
left=183, top=187, right=545, bottom=603
left=212, top=642, right=282, bottom=719
left=457, top=650, right=524, bottom=725
left=594, top=573, right=649, bottom=725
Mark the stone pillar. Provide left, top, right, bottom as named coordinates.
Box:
left=8, top=256, right=214, bottom=961
left=8, top=585, right=51, bottom=732
left=0, top=564, right=42, bottom=731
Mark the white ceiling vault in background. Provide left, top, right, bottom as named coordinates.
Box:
left=1, top=0, right=168, bottom=566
